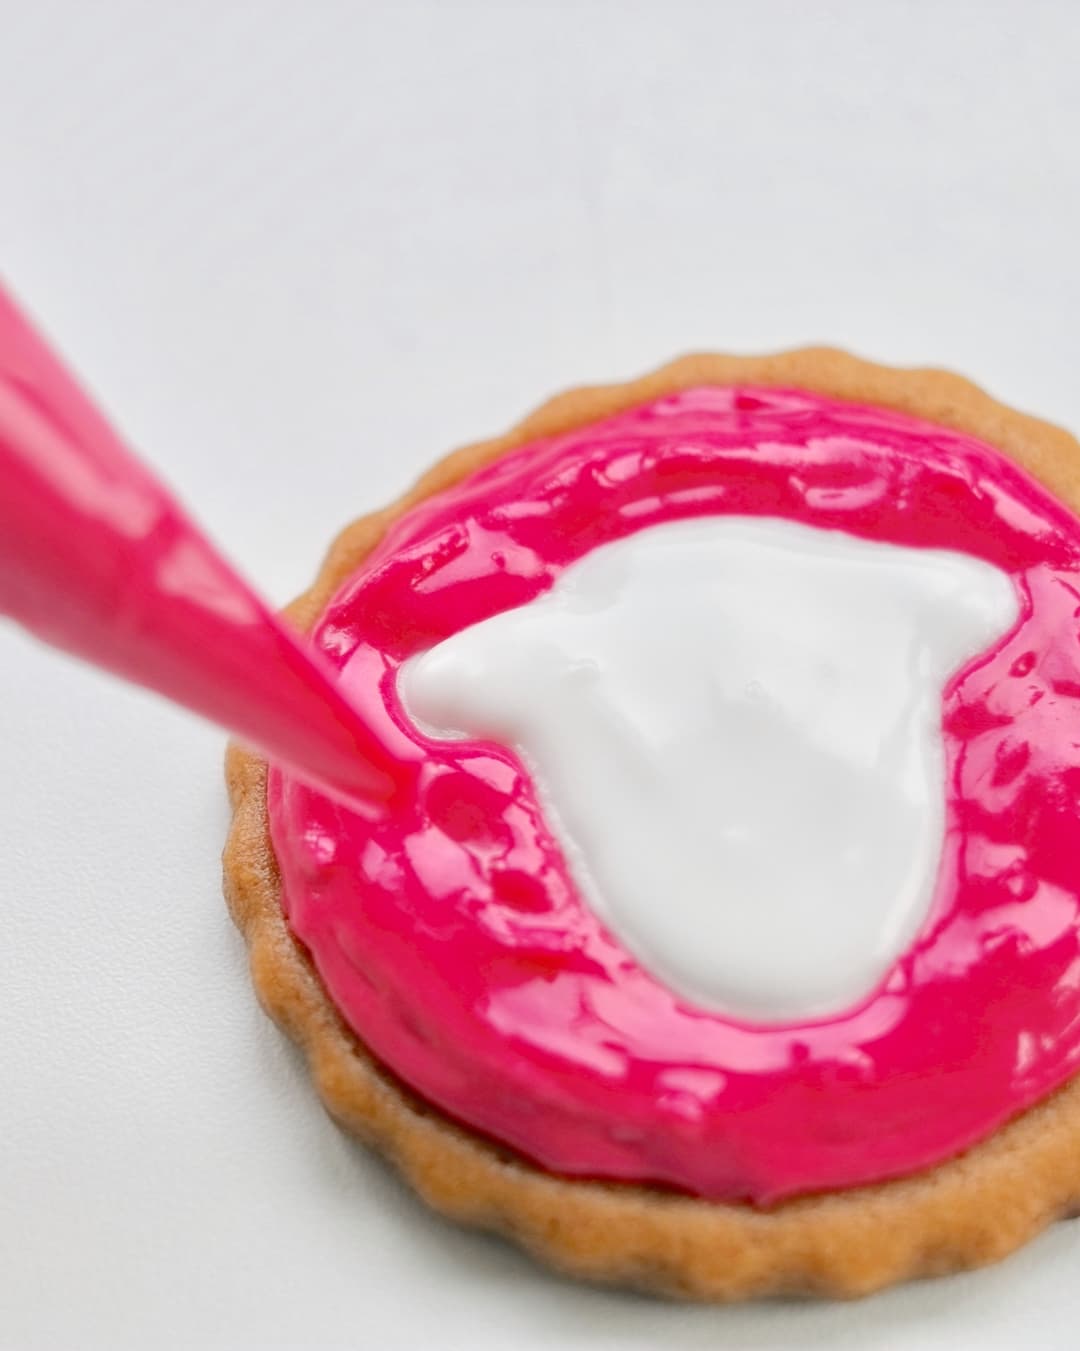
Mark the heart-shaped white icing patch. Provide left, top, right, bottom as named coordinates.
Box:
left=399, top=517, right=1018, bottom=1020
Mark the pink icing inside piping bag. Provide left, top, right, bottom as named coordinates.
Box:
left=0, top=282, right=407, bottom=813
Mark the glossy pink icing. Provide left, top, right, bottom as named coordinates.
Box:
left=270, top=386, right=1080, bottom=1203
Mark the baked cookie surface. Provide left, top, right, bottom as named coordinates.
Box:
left=223, top=349, right=1080, bottom=1299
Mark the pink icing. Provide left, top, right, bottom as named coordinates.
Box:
left=269, top=387, right=1080, bottom=1203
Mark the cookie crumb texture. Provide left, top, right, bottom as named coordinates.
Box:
left=223, top=349, right=1080, bottom=1299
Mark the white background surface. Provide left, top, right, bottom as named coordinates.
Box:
left=2, top=1, right=1079, bottom=1347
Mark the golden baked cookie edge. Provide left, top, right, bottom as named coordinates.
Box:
left=222, top=348, right=1080, bottom=1300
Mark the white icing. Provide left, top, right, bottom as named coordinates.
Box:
left=399, top=518, right=1018, bottom=1021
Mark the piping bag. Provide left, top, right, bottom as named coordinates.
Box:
left=0, top=282, right=406, bottom=815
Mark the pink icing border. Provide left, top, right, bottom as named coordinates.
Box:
left=270, top=387, right=1080, bottom=1202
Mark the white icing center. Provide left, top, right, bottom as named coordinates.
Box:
left=399, top=518, right=1018, bottom=1020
